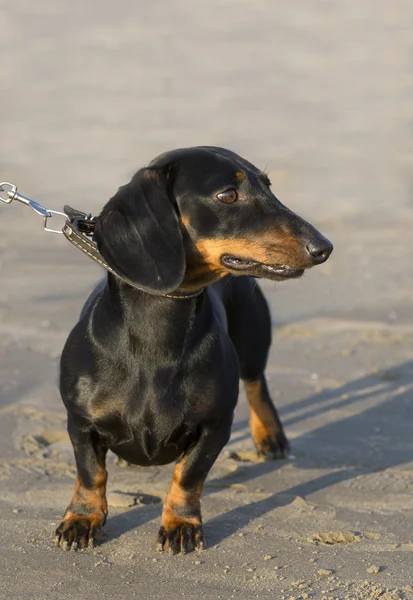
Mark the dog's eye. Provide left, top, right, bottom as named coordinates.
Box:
left=217, top=189, right=238, bottom=204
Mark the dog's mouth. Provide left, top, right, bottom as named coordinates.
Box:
left=220, top=254, right=305, bottom=280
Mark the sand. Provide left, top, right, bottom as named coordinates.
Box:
left=1, top=1, right=413, bottom=598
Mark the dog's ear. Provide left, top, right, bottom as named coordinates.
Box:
left=93, top=167, right=185, bottom=294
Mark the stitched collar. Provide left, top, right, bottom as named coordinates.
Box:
left=62, top=208, right=204, bottom=300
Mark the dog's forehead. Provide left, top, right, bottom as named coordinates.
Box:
left=150, top=146, right=261, bottom=177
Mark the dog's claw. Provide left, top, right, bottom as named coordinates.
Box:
left=55, top=514, right=104, bottom=551
left=157, top=522, right=204, bottom=555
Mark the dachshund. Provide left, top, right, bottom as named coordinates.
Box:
left=55, top=146, right=333, bottom=554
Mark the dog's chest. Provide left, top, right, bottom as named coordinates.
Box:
left=93, top=398, right=195, bottom=466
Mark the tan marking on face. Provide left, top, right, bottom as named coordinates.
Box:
left=194, top=235, right=305, bottom=270
left=244, top=380, right=281, bottom=449
left=235, top=170, right=246, bottom=181
left=179, top=241, right=228, bottom=289
left=178, top=232, right=306, bottom=290
left=196, top=238, right=268, bottom=265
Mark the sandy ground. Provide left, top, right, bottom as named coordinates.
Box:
left=1, top=1, right=413, bottom=599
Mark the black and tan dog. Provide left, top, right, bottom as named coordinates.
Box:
left=55, top=147, right=333, bottom=554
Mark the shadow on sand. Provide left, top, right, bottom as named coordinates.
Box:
left=104, top=359, right=413, bottom=546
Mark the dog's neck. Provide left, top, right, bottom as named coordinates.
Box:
left=100, top=274, right=207, bottom=361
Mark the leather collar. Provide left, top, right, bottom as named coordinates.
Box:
left=62, top=206, right=204, bottom=300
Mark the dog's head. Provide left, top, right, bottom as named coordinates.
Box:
left=93, top=147, right=333, bottom=294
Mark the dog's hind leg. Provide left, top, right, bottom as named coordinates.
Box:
left=225, top=276, right=289, bottom=459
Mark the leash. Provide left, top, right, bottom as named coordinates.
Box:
left=0, top=182, right=203, bottom=300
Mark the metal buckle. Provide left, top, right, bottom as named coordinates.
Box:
left=43, top=210, right=69, bottom=234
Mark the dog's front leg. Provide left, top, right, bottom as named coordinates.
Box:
left=55, top=416, right=108, bottom=550
left=157, top=422, right=231, bottom=554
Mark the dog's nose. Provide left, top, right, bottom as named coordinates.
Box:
left=305, top=238, right=333, bottom=265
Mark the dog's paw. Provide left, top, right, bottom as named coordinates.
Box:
left=55, top=512, right=105, bottom=550
left=157, top=520, right=204, bottom=555
left=255, top=432, right=290, bottom=460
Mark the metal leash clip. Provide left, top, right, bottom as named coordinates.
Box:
left=0, top=182, right=68, bottom=233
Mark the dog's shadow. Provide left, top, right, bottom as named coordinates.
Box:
left=104, top=359, right=413, bottom=547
